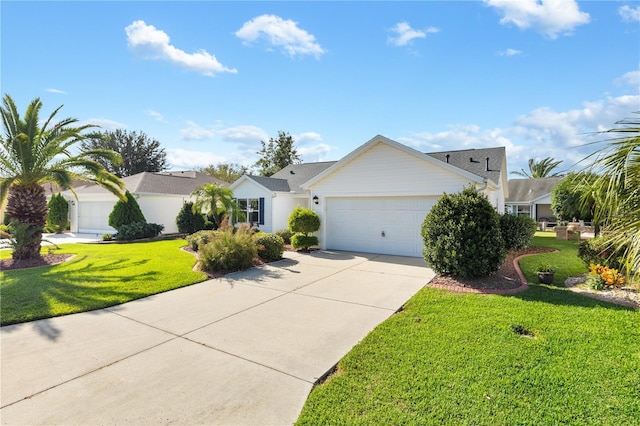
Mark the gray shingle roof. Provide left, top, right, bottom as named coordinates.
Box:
left=506, top=177, right=562, bottom=202
left=426, top=147, right=505, bottom=184
left=69, top=171, right=227, bottom=196
left=247, top=161, right=337, bottom=193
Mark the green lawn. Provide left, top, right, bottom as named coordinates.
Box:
left=0, top=240, right=207, bottom=326
left=297, top=234, right=640, bottom=425
left=519, top=231, right=587, bottom=286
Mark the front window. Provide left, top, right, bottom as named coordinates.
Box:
left=237, top=198, right=259, bottom=223
left=516, top=205, right=531, bottom=217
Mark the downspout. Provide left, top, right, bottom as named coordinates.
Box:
left=476, top=179, right=488, bottom=192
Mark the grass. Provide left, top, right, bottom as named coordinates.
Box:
left=0, top=240, right=207, bottom=326
left=297, top=233, right=640, bottom=425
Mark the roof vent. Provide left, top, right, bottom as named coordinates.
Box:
left=445, top=154, right=450, bottom=163
left=485, top=157, right=490, bottom=172
left=470, top=157, right=479, bottom=163
left=290, top=170, right=295, bottom=174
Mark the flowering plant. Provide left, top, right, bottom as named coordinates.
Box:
left=586, top=263, right=625, bottom=290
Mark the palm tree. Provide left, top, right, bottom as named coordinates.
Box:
left=0, top=94, right=125, bottom=260
left=584, top=113, right=640, bottom=279
left=191, top=183, right=243, bottom=227
left=511, top=157, right=564, bottom=178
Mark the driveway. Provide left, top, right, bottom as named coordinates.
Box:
left=1, top=250, right=434, bottom=425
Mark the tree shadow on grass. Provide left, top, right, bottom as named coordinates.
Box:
left=0, top=256, right=162, bottom=336
left=506, top=283, right=638, bottom=312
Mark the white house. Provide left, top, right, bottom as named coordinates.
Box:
left=504, top=177, right=561, bottom=225
left=62, top=171, right=227, bottom=235
left=231, top=135, right=508, bottom=257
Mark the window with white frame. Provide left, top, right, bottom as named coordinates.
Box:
left=237, top=198, right=260, bottom=223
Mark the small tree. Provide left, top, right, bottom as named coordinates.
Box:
left=551, top=172, right=596, bottom=221
left=46, top=193, right=69, bottom=233
left=176, top=201, right=205, bottom=234
left=199, top=162, right=248, bottom=183
left=108, top=191, right=146, bottom=229
left=421, top=187, right=505, bottom=279
left=253, top=131, right=301, bottom=177
left=288, top=206, right=320, bottom=250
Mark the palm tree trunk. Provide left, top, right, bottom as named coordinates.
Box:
left=6, top=183, right=48, bottom=260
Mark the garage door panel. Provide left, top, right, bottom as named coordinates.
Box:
left=325, top=196, right=437, bottom=257
left=78, top=201, right=116, bottom=233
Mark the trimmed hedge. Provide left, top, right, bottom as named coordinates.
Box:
left=115, top=222, right=164, bottom=241
left=288, top=207, right=320, bottom=250
left=500, top=214, right=537, bottom=251
left=255, top=233, right=285, bottom=261
left=275, top=228, right=293, bottom=245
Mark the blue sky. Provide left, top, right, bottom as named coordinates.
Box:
left=2, top=0, right=639, bottom=175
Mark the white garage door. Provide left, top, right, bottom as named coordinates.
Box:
left=325, top=196, right=438, bottom=257
left=78, top=201, right=116, bottom=234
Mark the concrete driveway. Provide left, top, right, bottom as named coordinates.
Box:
left=1, top=250, right=434, bottom=425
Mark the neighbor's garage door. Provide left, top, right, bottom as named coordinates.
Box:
left=325, top=196, right=438, bottom=257
left=78, top=201, right=116, bottom=234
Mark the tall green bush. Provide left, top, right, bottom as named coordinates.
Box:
left=288, top=206, right=320, bottom=250
left=176, top=201, right=205, bottom=234
left=500, top=214, right=536, bottom=251
left=108, top=190, right=146, bottom=229
left=421, top=187, right=505, bottom=278
left=46, top=193, right=69, bottom=233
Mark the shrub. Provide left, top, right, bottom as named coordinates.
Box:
left=587, top=263, right=625, bottom=290
left=421, top=187, right=506, bottom=279
left=102, top=233, right=113, bottom=241
left=176, top=202, right=205, bottom=234
left=288, top=207, right=320, bottom=250
left=578, top=237, right=626, bottom=271
left=185, top=230, right=217, bottom=251
left=500, top=214, right=537, bottom=251
left=115, top=222, right=163, bottom=241
left=255, top=233, right=285, bottom=261
left=275, top=228, right=293, bottom=245
left=109, top=191, right=146, bottom=229
left=291, top=234, right=318, bottom=251
left=46, top=193, right=69, bottom=233
left=199, top=225, right=257, bottom=273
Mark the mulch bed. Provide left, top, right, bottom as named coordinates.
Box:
left=1, top=254, right=75, bottom=271
left=427, top=246, right=555, bottom=292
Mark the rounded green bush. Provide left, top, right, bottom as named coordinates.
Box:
left=275, top=228, right=293, bottom=245
left=288, top=206, right=320, bottom=234
left=115, top=222, right=163, bottom=241
left=421, top=187, right=506, bottom=279
left=255, top=233, right=285, bottom=261
left=291, top=234, right=319, bottom=251
left=500, top=214, right=537, bottom=251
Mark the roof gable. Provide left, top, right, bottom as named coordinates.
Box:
left=302, top=135, right=487, bottom=189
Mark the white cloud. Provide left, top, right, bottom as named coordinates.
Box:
left=235, top=14, right=325, bottom=58
left=81, top=118, right=127, bottom=130
left=484, top=0, right=590, bottom=39
left=125, top=20, right=237, bottom=76
left=45, top=88, right=67, bottom=95
left=295, top=132, right=323, bottom=144
left=218, top=125, right=269, bottom=145
left=398, top=94, right=640, bottom=174
left=387, top=22, right=439, bottom=47
left=619, top=5, right=640, bottom=22
left=614, top=69, right=640, bottom=88
left=166, top=148, right=227, bottom=169
left=181, top=121, right=216, bottom=141
left=298, top=143, right=333, bottom=162
left=498, top=48, right=522, bottom=56
left=146, top=109, right=166, bottom=122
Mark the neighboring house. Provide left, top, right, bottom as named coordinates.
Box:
left=505, top=177, right=562, bottom=224
left=232, top=135, right=508, bottom=257
left=62, top=171, right=227, bottom=234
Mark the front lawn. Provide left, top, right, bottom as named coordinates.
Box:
left=0, top=240, right=207, bottom=326
left=297, top=234, right=640, bottom=425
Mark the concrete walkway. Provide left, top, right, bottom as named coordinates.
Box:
left=0, top=250, right=434, bottom=425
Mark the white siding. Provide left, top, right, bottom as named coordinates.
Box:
left=232, top=180, right=273, bottom=232
left=308, top=142, right=473, bottom=196
left=137, top=195, right=189, bottom=234
left=272, top=194, right=308, bottom=233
